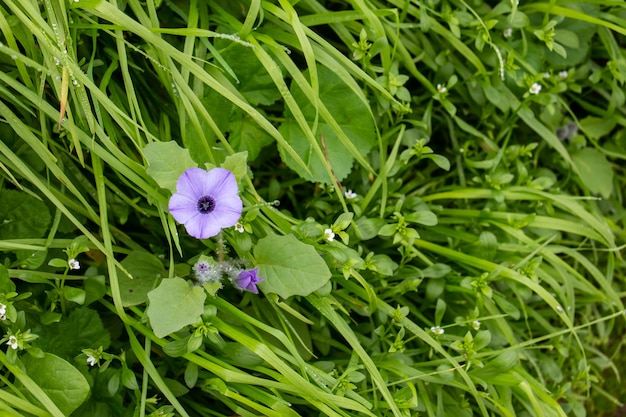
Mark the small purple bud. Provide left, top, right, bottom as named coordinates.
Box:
left=235, top=268, right=265, bottom=294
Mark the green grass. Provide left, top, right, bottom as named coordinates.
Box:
left=0, top=0, right=625, bottom=416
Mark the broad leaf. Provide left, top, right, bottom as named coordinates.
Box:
left=229, top=112, right=275, bottom=161
left=0, top=189, right=51, bottom=240
left=278, top=66, right=376, bottom=183
left=572, top=147, right=614, bottom=198
left=21, top=353, right=90, bottom=416
left=147, top=278, right=206, bottom=338
left=0, top=264, right=16, bottom=293
left=117, top=251, right=166, bottom=307
left=144, top=141, right=197, bottom=193
left=255, top=234, right=331, bottom=298
left=218, top=43, right=282, bottom=106
left=35, top=307, right=111, bottom=359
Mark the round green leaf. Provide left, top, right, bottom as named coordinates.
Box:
left=254, top=234, right=331, bottom=298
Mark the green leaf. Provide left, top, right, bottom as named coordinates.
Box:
left=184, top=362, right=199, bottom=388
left=83, top=275, right=107, bottom=306
left=229, top=112, right=275, bottom=161
left=48, top=258, right=68, bottom=268
left=121, top=366, right=139, bottom=390
left=278, top=66, right=376, bottom=183
left=63, top=286, right=86, bottom=305
left=254, top=234, right=332, bottom=298
left=572, top=147, right=614, bottom=198
left=21, top=353, right=90, bottom=415
left=163, top=337, right=190, bottom=357
left=355, top=217, right=385, bottom=240
left=434, top=298, right=446, bottom=325
left=147, top=278, right=206, bottom=338
left=473, top=330, right=492, bottom=350
left=580, top=116, right=617, bottom=140
left=421, top=263, right=451, bottom=279
left=0, top=189, right=51, bottom=240
left=144, top=141, right=197, bottom=193
left=423, top=154, right=451, bottom=171
left=222, top=342, right=264, bottom=367
left=117, top=251, right=166, bottom=307
left=35, top=307, right=111, bottom=359
left=221, top=152, right=248, bottom=182
left=15, top=250, right=47, bottom=269
left=218, top=43, right=282, bottom=106
left=333, top=212, right=354, bottom=230
left=405, top=210, right=438, bottom=226
left=0, top=265, right=16, bottom=293
left=370, top=254, right=398, bottom=276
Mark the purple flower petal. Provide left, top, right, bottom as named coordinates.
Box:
left=235, top=268, right=265, bottom=294
left=174, top=168, right=209, bottom=199
left=168, top=167, right=243, bottom=239
left=168, top=193, right=200, bottom=223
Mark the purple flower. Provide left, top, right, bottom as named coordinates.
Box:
left=235, top=268, right=265, bottom=294
left=168, top=168, right=242, bottom=239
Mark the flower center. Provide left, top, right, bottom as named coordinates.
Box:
left=197, top=195, right=216, bottom=213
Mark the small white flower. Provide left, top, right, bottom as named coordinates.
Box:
left=345, top=189, right=357, bottom=199
left=234, top=223, right=244, bottom=233
left=558, top=70, right=568, bottom=79
left=324, top=228, right=335, bottom=242
left=529, top=83, right=542, bottom=95
left=436, top=83, right=447, bottom=94
left=430, top=326, right=444, bottom=335
left=7, top=335, right=18, bottom=350
left=542, top=72, right=551, bottom=79
left=0, top=304, right=6, bottom=316
left=503, top=28, right=513, bottom=38
left=68, top=258, right=80, bottom=270
left=472, top=320, right=481, bottom=330
left=87, top=355, right=97, bottom=366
